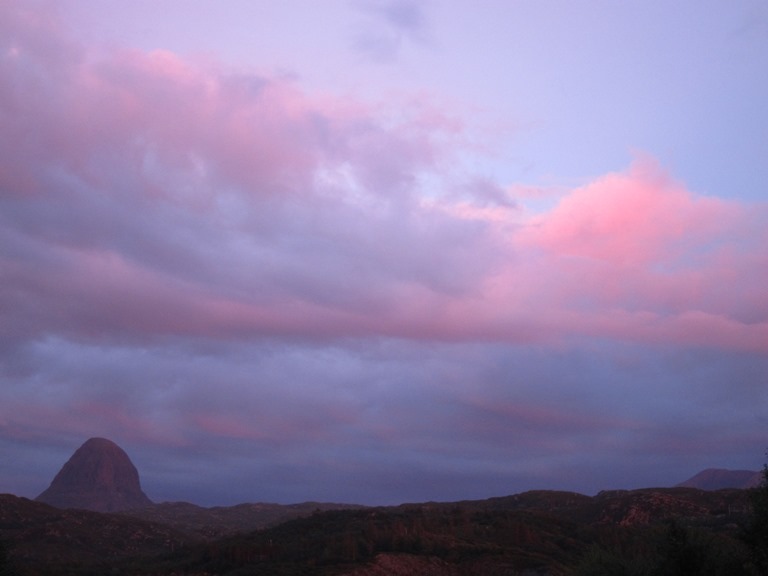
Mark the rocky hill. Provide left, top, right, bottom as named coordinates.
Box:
left=36, top=437, right=152, bottom=512
left=2, top=486, right=759, bottom=575
left=143, top=487, right=756, bottom=576
left=0, top=494, right=192, bottom=575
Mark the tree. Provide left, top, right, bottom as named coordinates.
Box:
left=0, top=539, right=11, bottom=576
left=744, top=460, right=768, bottom=574
left=651, top=520, right=747, bottom=576
left=575, top=544, right=639, bottom=576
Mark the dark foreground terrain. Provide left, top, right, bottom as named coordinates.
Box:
left=2, top=483, right=768, bottom=575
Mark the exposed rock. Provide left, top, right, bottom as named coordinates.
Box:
left=341, top=553, right=460, bottom=576
left=604, top=491, right=708, bottom=526
left=36, top=437, right=152, bottom=512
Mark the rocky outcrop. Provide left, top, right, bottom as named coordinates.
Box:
left=36, top=437, right=152, bottom=512
left=341, top=553, right=460, bottom=576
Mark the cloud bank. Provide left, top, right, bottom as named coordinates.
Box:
left=1, top=1, right=766, bottom=505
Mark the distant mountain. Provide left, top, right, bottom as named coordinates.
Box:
left=677, top=468, right=762, bottom=490
left=36, top=437, right=152, bottom=512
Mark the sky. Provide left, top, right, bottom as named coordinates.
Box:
left=1, top=0, right=767, bottom=507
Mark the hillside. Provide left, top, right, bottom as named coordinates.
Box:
left=1, top=486, right=761, bottom=576
left=121, top=500, right=366, bottom=539
left=0, top=494, right=193, bottom=575
left=135, top=487, right=756, bottom=576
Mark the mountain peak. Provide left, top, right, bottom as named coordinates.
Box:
left=676, top=468, right=762, bottom=490
left=36, top=437, right=152, bottom=512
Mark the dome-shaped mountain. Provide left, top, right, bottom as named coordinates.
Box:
left=36, top=437, right=152, bottom=512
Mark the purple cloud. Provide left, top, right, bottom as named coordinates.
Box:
left=1, top=1, right=766, bottom=506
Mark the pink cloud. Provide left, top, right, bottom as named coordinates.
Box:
left=517, top=158, right=741, bottom=265
left=480, top=159, right=768, bottom=349
left=1, top=1, right=767, bottom=354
